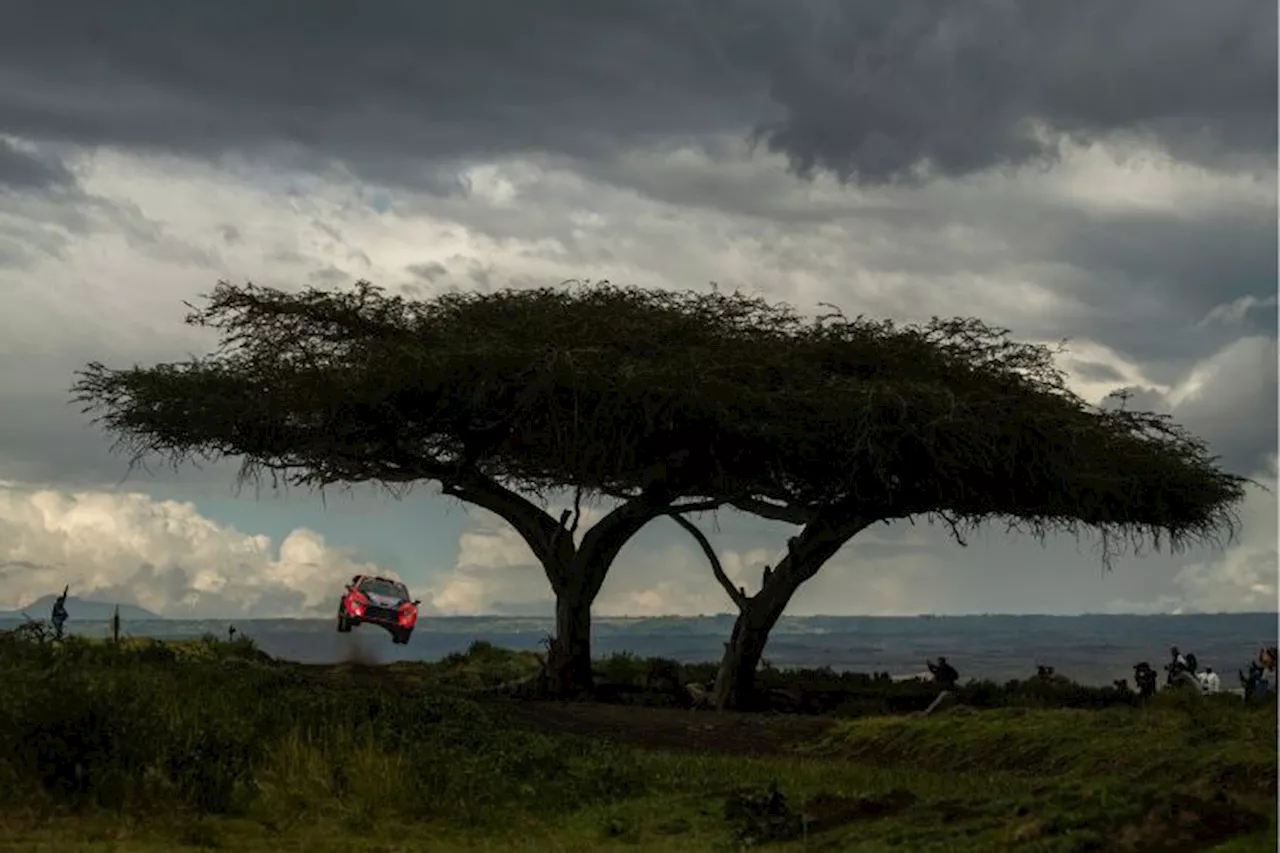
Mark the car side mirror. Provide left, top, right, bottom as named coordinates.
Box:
left=412, top=599, right=421, bottom=606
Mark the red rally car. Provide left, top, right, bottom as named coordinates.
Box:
left=337, top=574, right=420, bottom=644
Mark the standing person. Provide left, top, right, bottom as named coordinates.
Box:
left=1198, top=666, right=1221, bottom=694
left=50, top=586, right=69, bottom=640
left=1133, top=662, right=1158, bottom=699
left=1259, top=646, right=1277, bottom=676
left=1166, top=646, right=1190, bottom=684
left=926, top=657, right=959, bottom=689
left=1240, top=662, right=1271, bottom=701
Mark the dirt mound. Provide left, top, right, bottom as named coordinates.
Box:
left=1114, top=792, right=1269, bottom=851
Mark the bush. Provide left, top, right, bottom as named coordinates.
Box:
left=3, top=628, right=1266, bottom=830
left=0, top=627, right=645, bottom=824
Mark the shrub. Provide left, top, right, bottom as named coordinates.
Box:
left=0, top=627, right=645, bottom=824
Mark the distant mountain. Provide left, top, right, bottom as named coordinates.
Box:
left=0, top=595, right=161, bottom=621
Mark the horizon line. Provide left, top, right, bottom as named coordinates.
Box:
left=3, top=610, right=1276, bottom=621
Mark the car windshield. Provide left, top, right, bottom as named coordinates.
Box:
left=358, top=579, right=407, bottom=600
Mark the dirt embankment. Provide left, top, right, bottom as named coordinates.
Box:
left=305, top=658, right=834, bottom=757
left=490, top=698, right=835, bottom=756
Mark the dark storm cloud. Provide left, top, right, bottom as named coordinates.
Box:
left=747, top=0, right=1276, bottom=182
left=1048, top=206, right=1278, bottom=323
left=1104, top=336, right=1278, bottom=477
left=0, top=0, right=1272, bottom=189
left=0, top=138, right=74, bottom=191
left=1069, top=361, right=1126, bottom=385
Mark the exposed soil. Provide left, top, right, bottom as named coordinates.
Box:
left=299, top=660, right=839, bottom=757
left=487, top=697, right=836, bottom=757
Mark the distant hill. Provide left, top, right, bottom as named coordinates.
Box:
left=0, top=596, right=161, bottom=621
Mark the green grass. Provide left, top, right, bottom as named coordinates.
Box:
left=0, top=628, right=1274, bottom=851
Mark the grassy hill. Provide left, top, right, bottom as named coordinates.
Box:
left=0, top=627, right=1274, bottom=851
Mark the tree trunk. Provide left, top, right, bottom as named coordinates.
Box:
left=712, top=515, right=873, bottom=711
left=441, top=474, right=709, bottom=699
left=544, top=494, right=687, bottom=697
left=711, top=584, right=788, bottom=701
left=549, top=585, right=595, bottom=698
left=713, top=581, right=794, bottom=710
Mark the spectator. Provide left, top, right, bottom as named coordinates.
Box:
left=1198, top=667, right=1221, bottom=694
left=1133, top=662, right=1158, bottom=698
left=1240, top=662, right=1271, bottom=701
left=50, top=585, right=69, bottom=640
left=1259, top=646, right=1277, bottom=675
left=926, top=657, right=959, bottom=688
left=1166, top=646, right=1197, bottom=685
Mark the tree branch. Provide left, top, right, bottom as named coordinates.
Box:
left=547, top=486, right=585, bottom=560
left=728, top=497, right=815, bottom=526
left=548, top=508, right=573, bottom=559
left=572, top=493, right=672, bottom=599
left=440, top=474, right=567, bottom=574
left=781, top=513, right=876, bottom=586
left=668, top=512, right=747, bottom=610
left=670, top=498, right=723, bottom=513
left=936, top=510, right=969, bottom=547
left=568, top=485, right=584, bottom=537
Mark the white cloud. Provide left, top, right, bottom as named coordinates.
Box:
left=1033, top=139, right=1275, bottom=216
left=427, top=505, right=790, bottom=617
left=1198, top=294, right=1279, bottom=329
left=426, top=504, right=605, bottom=615
left=1164, top=335, right=1276, bottom=409
left=0, top=131, right=1273, bottom=620
left=1055, top=338, right=1171, bottom=405
left=0, top=480, right=384, bottom=618
left=1163, top=459, right=1277, bottom=614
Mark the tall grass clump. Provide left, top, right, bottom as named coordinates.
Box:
left=0, top=627, right=644, bottom=825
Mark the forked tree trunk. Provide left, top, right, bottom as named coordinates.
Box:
left=713, top=580, right=796, bottom=710
left=672, top=513, right=872, bottom=711
left=443, top=474, right=713, bottom=699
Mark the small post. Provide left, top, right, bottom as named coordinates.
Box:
left=112, top=605, right=121, bottom=644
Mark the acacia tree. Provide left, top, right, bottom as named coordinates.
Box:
left=71, top=280, right=823, bottom=695
left=667, top=315, right=1247, bottom=710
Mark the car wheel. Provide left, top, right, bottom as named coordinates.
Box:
left=337, top=615, right=351, bottom=633
left=394, top=629, right=411, bottom=645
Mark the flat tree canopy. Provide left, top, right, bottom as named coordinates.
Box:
left=75, top=281, right=811, bottom=503
left=71, top=280, right=837, bottom=693
left=72, top=280, right=1245, bottom=698
left=735, top=312, right=1246, bottom=556
left=661, top=309, right=1246, bottom=709
left=73, top=278, right=1245, bottom=567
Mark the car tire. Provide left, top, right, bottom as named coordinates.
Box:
left=393, top=629, right=411, bottom=645
left=337, top=615, right=352, bottom=633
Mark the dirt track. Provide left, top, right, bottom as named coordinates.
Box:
left=303, top=663, right=836, bottom=757
left=489, top=698, right=835, bottom=757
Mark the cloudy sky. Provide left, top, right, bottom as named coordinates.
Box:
left=0, top=0, right=1276, bottom=620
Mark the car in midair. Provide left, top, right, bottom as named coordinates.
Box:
left=337, top=574, right=420, bottom=644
